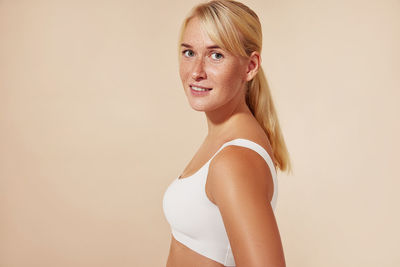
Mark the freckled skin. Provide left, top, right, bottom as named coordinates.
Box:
left=179, top=17, right=249, bottom=113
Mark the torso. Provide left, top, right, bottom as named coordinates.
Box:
left=166, top=124, right=276, bottom=266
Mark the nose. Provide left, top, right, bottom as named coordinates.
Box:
left=191, top=57, right=207, bottom=80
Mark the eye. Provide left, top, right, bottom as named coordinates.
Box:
left=182, top=49, right=195, bottom=57
left=211, top=52, right=224, bottom=60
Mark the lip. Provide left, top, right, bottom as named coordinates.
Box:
left=190, top=84, right=212, bottom=90
left=189, top=84, right=212, bottom=96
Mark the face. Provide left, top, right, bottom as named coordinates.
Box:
left=179, top=16, right=249, bottom=112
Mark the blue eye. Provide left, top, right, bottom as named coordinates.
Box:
left=211, top=52, right=223, bottom=60
left=182, top=50, right=194, bottom=57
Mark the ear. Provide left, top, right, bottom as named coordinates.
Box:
left=245, top=51, right=261, bottom=82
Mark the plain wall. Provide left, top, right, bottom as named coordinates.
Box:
left=1, top=0, right=399, bottom=266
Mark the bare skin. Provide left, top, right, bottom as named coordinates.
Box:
left=166, top=16, right=285, bottom=266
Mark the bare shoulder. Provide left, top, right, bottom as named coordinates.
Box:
left=207, top=144, right=274, bottom=205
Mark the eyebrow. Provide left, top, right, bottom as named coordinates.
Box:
left=180, top=43, right=221, bottom=49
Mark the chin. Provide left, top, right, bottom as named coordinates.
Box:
left=188, top=101, right=212, bottom=112
left=190, top=104, right=208, bottom=112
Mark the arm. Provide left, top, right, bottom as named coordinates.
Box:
left=208, top=146, right=286, bottom=267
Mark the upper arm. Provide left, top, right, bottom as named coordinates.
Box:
left=208, top=146, right=286, bottom=267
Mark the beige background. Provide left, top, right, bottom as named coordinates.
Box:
left=1, top=0, right=399, bottom=266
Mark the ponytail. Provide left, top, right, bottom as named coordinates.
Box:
left=246, top=67, right=293, bottom=174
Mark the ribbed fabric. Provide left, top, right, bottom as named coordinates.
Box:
left=162, top=138, right=278, bottom=266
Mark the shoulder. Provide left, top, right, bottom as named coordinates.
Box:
left=207, top=144, right=274, bottom=205
left=207, top=145, right=285, bottom=266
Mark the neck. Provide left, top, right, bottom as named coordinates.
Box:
left=205, top=94, right=254, bottom=139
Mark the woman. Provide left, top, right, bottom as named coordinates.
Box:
left=162, top=0, right=292, bottom=266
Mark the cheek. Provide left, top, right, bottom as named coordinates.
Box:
left=179, top=62, right=191, bottom=81
left=214, top=64, right=245, bottom=88
left=179, top=61, right=190, bottom=81
left=178, top=60, right=183, bottom=76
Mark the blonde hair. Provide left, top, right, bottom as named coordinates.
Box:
left=178, top=0, right=292, bottom=174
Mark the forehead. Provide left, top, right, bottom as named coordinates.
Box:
left=181, top=17, right=216, bottom=47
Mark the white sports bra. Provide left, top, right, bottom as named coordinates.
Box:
left=162, top=138, right=278, bottom=266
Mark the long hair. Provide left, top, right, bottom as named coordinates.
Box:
left=178, top=0, right=292, bottom=174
